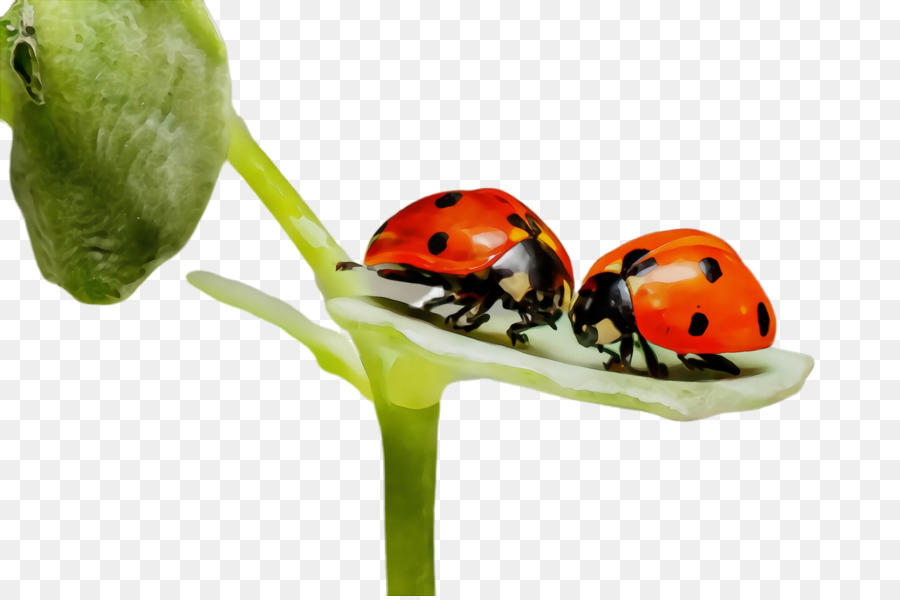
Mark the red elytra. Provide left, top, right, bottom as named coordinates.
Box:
left=339, top=189, right=574, bottom=345
left=570, top=229, right=776, bottom=377
left=364, top=188, right=572, bottom=276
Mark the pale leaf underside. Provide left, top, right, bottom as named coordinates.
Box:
left=189, top=270, right=814, bottom=421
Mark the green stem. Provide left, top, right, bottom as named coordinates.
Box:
left=226, top=113, right=442, bottom=593
left=225, top=114, right=366, bottom=299
left=377, top=400, right=440, bottom=596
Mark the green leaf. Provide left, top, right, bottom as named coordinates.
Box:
left=0, top=0, right=231, bottom=303
left=186, top=270, right=373, bottom=401
left=327, top=296, right=814, bottom=421
left=186, top=269, right=814, bottom=421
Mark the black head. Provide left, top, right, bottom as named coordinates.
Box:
left=569, top=272, right=636, bottom=348
left=490, top=237, right=573, bottom=324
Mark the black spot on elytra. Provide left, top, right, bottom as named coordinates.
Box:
left=622, top=248, right=650, bottom=273
left=506, top=213, right=528, bottom=231
left=428, top=232, right=449, bottom=255
left=434, top=192, right=462, bottom=208
left=688, top=312, right=709, bottom=336
left=699, top=257, right=722, bottom=283
left=631, top=257, right=658, bottom=277
left=367, top=221, right=388, bottom=249
left=758, top=302, right=770, bottom=336
left=525, top=214, right=543, bottom=236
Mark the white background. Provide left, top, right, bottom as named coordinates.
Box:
left=0, top=0, right=896, bottom=597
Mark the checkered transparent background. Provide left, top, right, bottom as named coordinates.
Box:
left=0, top=0, right=897, bottom=597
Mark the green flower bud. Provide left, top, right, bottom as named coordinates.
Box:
left=1, top=0, right=231, bottom=303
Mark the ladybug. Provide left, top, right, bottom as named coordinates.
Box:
left=568, top=229, right=776, bottom=378
left=337, top=189, right=574, bottom=344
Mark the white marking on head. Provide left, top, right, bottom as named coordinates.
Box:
left=499, top=272, right=531, bottom=302
left=593, top=318, right=622, bottom=345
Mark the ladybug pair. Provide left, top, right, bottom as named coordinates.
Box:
left=337, top=189, right=775, bottom=378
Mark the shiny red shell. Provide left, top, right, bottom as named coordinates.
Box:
left=364, top=188, right=573, bottom=278
left=583, top=229, right=776, bottom=354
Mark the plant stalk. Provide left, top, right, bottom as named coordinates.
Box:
left=225, top=114, right=365, bottom=300
left=376, top=399, right=440, bottom=596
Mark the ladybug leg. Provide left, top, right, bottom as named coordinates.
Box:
left=422, top=293, right=456, bottom=312
left=508, top=302, right=567, bottom=344
left=636, top=332, right=668, bottom=378
left=507, top=307, right=547, bottom=346
left=445, top=293, right=497, bottom=333
left=445, top=298, right=479, bottom=327
left=506, top=322, right=532, bottom=346
left=457, top=313, right=491, bottom=332
left=677, top=353, right=740, bottom=376
left=691, top=353, right=741, bottom=376
left=597, top=346, right=622, bottom=370
left=456, top=293, right=498, bottom=332
left=335, top=261, right=361, bottom=271
left=619, top=335, right=634, bottom=368
left=677, top=353, right=699, bottom=371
